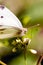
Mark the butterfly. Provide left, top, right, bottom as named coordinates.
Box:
left=0, top=5, right=27, bottom=39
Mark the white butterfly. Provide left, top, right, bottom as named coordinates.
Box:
left=0, top=5, right=27, bottom=39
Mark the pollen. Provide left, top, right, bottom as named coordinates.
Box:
left=29, top=49, right=37, bottom=54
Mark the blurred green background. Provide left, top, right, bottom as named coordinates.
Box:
left=0, top=0, right=43, bottom=15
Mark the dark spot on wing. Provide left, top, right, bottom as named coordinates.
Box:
left=1, top=16, right=4, bottom=18
left=0, top=5, right=4, bottom=10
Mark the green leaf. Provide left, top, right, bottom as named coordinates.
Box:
left=8, top=51, right=39, bottom=65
